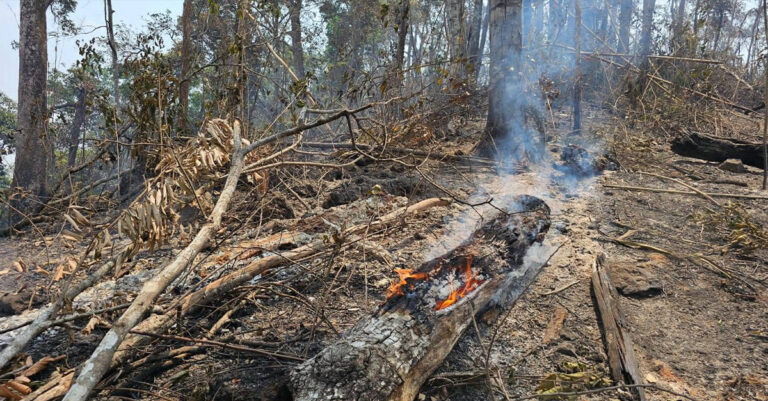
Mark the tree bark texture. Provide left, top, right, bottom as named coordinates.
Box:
left=618, top=0, right=632, bottom=53
left=640, top=0, right=656, bottom=67
left=467, top=0, right=484, bottom=84
left=446, top=0, right=468, bottom=82
left=572, top=0, right=582, bottom=133
left=12, top=0, right=50, bottom=220
left=481, top=0, right=523, bottom=157
left=67, top=86, right=87, bottom=168
left=289, top=196, right=551, bottom=401
left=289, top=0, right=306, bottom=79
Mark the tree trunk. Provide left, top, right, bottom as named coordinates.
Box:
left=762, top=0, right=768, bottom=188
left=289, top=0, right=306, bottom=79
left=640, top=0, right=655, bottom=65
left=446, top=0, right=468, bottom=84
left=67, top=86, right=87, bottom=168
left=467, top=0, right=484, bottom=85
left=179, top=0, right=193, bottom=134
left=478, top=2, right=490, bottom=80
left=572, top=0, right=582, bottom=133
left=479, top=0, right=523, bottom=157
left=393, top=0, right=410, bottom=88
left=618, top=0, right=632, bottom=53
left=104, top=0, right=119, bottom=109
left=11, top=0, right=49, bottom=220
left=289, top=197, right=551, bottom=401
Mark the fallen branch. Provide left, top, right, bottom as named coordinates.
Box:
left=63, top=120, right=246, bottom=401
left=511, top=383, right=699, bottom=401
left=300, top=142, right=497, bottom=165
left=602, top=183, right=768, bottom=200
left=110, top=197, right=452, bottom=370
left=638, top=171, right=721, bottom=207
left=0, top=260, right=115, bottom=371
left=128, top=330, right=304, bottom=362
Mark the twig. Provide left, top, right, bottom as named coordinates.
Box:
left=0, top=303, right=130, bottom=335
left=603, top=183, right=768, bottom=200
left=539, top=279, right=580, bottom=296
left=128, top=330, right=304, bottom=362
left=638, top=171, right=721, bottom=207
left=511, top=383, right=699, bottom=401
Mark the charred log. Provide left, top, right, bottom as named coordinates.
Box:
left=671, top=132, right=765, bottom=169
left=288, top=196, right=551, bottom=401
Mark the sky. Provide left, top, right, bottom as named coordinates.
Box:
left=0, top=0, right=183, bottom=102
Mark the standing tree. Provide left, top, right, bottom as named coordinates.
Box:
left=288, top=0, right=306, bottom=79
left=466, top=0, right=484, bottom=86
left=479, top=0, right=522, bottom=157
left=178, top=0, right=193, bottom=133
left=618, top=0, right=632, bottom=53
left=12, top=0, right=50, bottom=220
left=640, top=0, right=656, bottom=68
left=573, top=0, right=582, bottom=133
left=446, top=0, right=468, bottom=84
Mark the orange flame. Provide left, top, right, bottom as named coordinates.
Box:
left=435, top=255, right=483, bottom=310
left=386, top=268, right=429, bottom=299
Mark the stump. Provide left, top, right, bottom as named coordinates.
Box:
left=288, top=196, right=551, bottom=401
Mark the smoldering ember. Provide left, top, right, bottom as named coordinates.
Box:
left=0, top=1, right=767, bottom=401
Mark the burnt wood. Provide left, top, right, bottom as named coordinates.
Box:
left=288, top=196, right=551, bottom=401
left=591, top=255, right=646, bottom=401
left=671, top=132, right=765, bottom=169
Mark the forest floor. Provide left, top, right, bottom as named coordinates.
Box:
left=0, top=98, right=767, bottom=401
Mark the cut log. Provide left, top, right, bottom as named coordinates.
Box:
left=288, top=196, right=551, bottom=401
left=591, top=255, right=646, bottom=401
left=671, top=132, right=765, bottom=169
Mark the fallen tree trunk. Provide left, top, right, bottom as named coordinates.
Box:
left=671, top=132, right=765, bottom=169
left=288, top=196, right=551, bottom=401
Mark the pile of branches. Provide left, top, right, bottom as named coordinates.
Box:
left=0, top=100, right=395, bottom=400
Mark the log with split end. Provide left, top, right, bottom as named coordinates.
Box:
left=288, top=195, right=552, bottom=401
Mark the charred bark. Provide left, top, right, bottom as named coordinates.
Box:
left=479, top=0, right=523, bottom=158
left=289, top=0, right=306, bottom=79
left=67, top=86, right=87, bottom=168
left=618, top=0, right=632, bottom=53
left=12, top=0, right=50, bottom=222
left=288, top=196, right=551, bottom=401
left=671, top=132, right=766, bottom=169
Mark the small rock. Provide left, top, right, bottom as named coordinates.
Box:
left=718, top=159, right=747, bottom=173
left=555, top=344, right=578, bottom=357
left=552, top=221, right=568, bottom=234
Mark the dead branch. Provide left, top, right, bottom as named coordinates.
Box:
left=0, top=260, right=115, bottom=371
left=638, top=171, right=721, bottom=207
left=62, top=120, right=246, bottom=401
left=128, top=330, right=304, bottom=362
left=602, top=183, right=768, bottom=200
left=110, top=197, right=451, bottom=373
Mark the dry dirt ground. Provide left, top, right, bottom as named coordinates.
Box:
left=0, top=103, right=767, bottom=401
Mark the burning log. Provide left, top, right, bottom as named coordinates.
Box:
left=288, top=196, right=551, bottom=401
